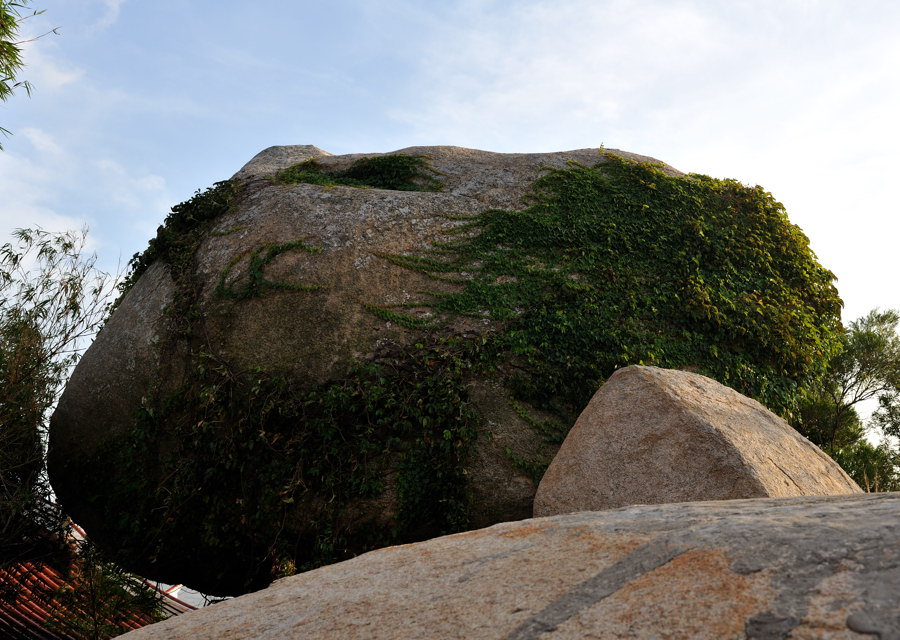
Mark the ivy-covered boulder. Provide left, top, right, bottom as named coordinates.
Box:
left=48, top=145, right=842, bottom=596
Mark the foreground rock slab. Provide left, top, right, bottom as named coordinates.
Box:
left=534, top=366, right=861, bottom=517
left=124, top=493, right=899, bottom=639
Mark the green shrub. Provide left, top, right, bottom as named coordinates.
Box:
left=275, top=154, right=443, bottom=192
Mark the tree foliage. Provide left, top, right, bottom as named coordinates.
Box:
left=793, top=309, right=900, bottom=490
left=0, top=228, right=171, bottom=636
left=0, top=228, right=115, bottom=569
left=831, top=440, right=900, bottom=493
left=0, top=1, right=35, bottom=101
left=0, top=0, right=57, bottom=147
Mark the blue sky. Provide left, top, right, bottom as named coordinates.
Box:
left=2, top=0, right=899, bottom=323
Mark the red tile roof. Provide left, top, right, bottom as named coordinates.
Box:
left=0, top=559, right=195, bottom=639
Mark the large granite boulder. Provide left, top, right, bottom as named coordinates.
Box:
left=122, top=493, right=900, bottom=639
left=534, top=366, right=861, bottom=517
left=49, top=146, right=637, bottom=595
left=48, top=145, right=843, bottom=595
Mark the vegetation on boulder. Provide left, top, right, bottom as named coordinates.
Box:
left=117, top=179, right=242, bottom=300
left=73, top=151, right=845, bottom=595
left=86, top=336, right=484, bottom=594
left=275, top=154, right=444, bottom=192
left=378, top=154, right=842, bottom=417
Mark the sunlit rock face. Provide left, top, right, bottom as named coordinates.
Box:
left=534, top=365, right=861, bottom=517
left=123, top=494, right=900, bottom=640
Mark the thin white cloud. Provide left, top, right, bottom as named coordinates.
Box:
left=0, top=127, right=169, bottom=268
left=391, top=0, right=727, bottom=150
left=16, top=40, right=85, bottom=92
left=96, top=159, right=168, bottom=212
left=22, top=127, right=65, bottom=157
left=0, top=146, right=86, bottom=238
left=202, top=43, right=279, bottom=73
left=90, top=0, right=126, bottom=33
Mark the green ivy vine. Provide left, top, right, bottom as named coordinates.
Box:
left=86, top=336, right=484, bottom=594
left=372, top=153, right=843, bottom=417
left=117, top=180, right=242, bottom=298
left=215, top=239, right=323, bottom=300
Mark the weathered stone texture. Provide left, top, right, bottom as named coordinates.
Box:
left=49, top=145, right=675, bottom=593
left=122, top=493, right=900, bottom=639
left=534, top=366, right=861, bottom=517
